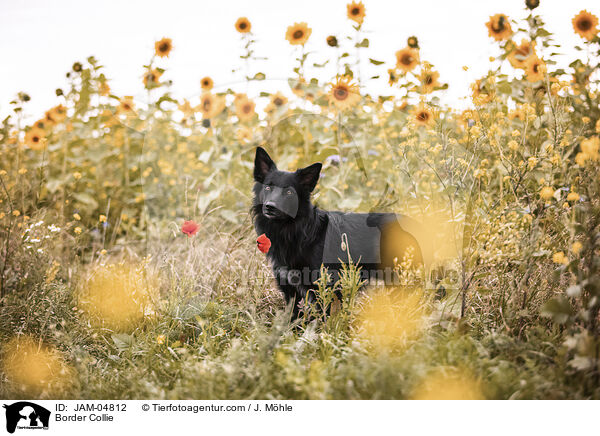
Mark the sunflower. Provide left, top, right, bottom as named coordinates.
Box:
left=395, top=47, right=419, bottom=73
left=178, top=99, right=195, bottom=117
left=525, top=56, right=545, bottom=82
left=196, top=93, right=225, bottom=119
left=265, top=92, right=289, bottom=113
left=412, top=103, right=435, bottom=127
left=572, top=10, right=598, bottom=41
left=48, top=104, right=67, bottom=123
left=407, top=36, right=419, bottom=49
left=327, top=75, right=361, bottom=110
left=507, top=39, right=536, bottom=70
left=418, top=68, right=440, bottom=94
left=25, top=128, right=46, bottom=151
left=33, top=119, right=49, bottom=130
left=286, top=22, right=311, bottom=46
left=118, top=96, right=136, bottom=114
left=143, top=68, right=162, bottom=87
left=388, top=68, right=399, bottom=86
left=200, top=76, right=214, bottom=91
left=235, top=97, right=256, bottom=122
left=155, top=38, right=173, bottom=58
left=486, top=14, right=512, bottom=41
left=525, top=0, right=539, bottom=10
left=347, top=1, right=366, bottom=25
left=290, top=78, right=316, bottom=101
left=471, top=79, right=495, bottom=105
left=236, top=126, right=253, bottom=143
left=235, top=17, right=252, bottom=33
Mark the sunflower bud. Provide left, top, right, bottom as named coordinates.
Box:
left=407, top=36, right=419, bottom=48
left=72, top=62, right=83, bottom=72
left=525, top=0, right=540, bottom=10
left=326, top=35, right=338, bottom=47
left=55, top=88, right=64, bottom=97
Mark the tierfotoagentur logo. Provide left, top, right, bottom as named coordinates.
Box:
left=2, top=402, right=50, bottom=434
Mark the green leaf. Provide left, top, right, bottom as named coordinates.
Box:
left=540, top=296, right=573, bottom=324
left=356, top=38, right=369, bottom=48
left=369, top=58, right=384, bottom=65
left=112, top=333, right=134, bottom=351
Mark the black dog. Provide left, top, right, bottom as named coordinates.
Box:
left=252, top=147, right=425, bottom=319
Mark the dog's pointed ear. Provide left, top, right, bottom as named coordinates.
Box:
left=254, top=147, right=277, bottom=182
left=296, top=162, right=322, bottom=192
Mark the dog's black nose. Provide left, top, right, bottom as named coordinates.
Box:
left=264, top=202, right=278, bottom=216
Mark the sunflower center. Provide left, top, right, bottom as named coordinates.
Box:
left=274, top=97, right=284, bottom=106
left=351, top=7, right=359, bottom=15
left=401, top=54, right=413, bottom=65
left=417, top=111, right=429, bottom=121
left=33, top=136, right=40, bottom=142
left=578, top=18, right=592, bottom=31
left=159, top=43, right=169, bottom=52
left=240, top=22, right=247, bottom=29
left=424, top=75, right=433, bottom=85
left=533, top=63, right=539, bottom=73
left=243, top=104, right=252, bottom=113
left=293, top=30, right=304, bottom=39
left=203, top=100, right=211, bottom=111
left=492, top=16, right=506, bottom=32
left=334, top=87, right=349, bottom=100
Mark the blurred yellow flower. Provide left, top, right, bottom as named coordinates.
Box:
left=327, top=75, right=361, bottom=110
left=346, top=1, right=366, bottom=25
left=143, top=68, right=162, bottom=87
left=540, top=186, right=554, bottom=200
left=508, top=39, right=536, bottom=70
left=2, top=335, right=74, bottom=397
left=525, top=56, right=545, bottom=82
left=200, top=76, right=214, bottom=91
left=234, top=96, right=256, bottom=121
left=265, top=92, right=288, bottom=113
left=572, top=10, right=598, bottom=41
left=235, top=17, right=251, bottom=33
left=412, top=103, right=435, bottom=127
left=411, top=368, right=484, bottom=400
left=24, top=127, right=46, bottom=151
left=286, top=22, right=311, bottom=45
left=73, top=213, right=81, bottom=221
left=552, top=251, right=568, bottom=265
left=508, top=140, right=519, bottom=151
left=581, top=136, right=599, bottom=160
left=196, top=93, right=225, bottom=119
left=567, top=192, right=580, bottom=202
left=395, top=47, right=419, bottom=73
left=99, top=214, right=107, bottom=223
left=154, top=37, right=173, bottom=57
left=157, top=335, right=166, bottom=345
left=418, top=67, right=440, bottom=94
left=117, top=96, right=135, bottom=114
left=486, top=14, right=512, bottom=41
left=572, top=241, right=583, bottom=255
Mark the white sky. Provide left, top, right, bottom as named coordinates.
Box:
left=0, top=0, right=597, bottom=121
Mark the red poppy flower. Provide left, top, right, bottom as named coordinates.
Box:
left=257, top=233, right=271, bottom=253
left=181, top=220, right=200, bottom=237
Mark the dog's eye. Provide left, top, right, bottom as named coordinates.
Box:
left=286, top=190, right=293, bottom=195
left=264, top=186, right=271, bottom=191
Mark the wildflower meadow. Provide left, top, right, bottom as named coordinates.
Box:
left=1, top=1, right=600, bottom=400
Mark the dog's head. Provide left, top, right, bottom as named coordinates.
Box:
left=253, top=147, right=322, bottom=220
